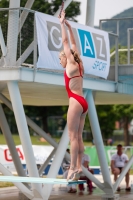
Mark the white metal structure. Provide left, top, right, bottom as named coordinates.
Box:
left=0, top=0, right=133, bottom=200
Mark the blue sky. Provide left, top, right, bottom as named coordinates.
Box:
left=75, top=0, right=133, bottom=25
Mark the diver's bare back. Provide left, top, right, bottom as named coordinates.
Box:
left=66, top=62, right=83, bottom=96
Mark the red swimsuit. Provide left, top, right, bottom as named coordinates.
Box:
left=64, top=65, right=88, bottom=114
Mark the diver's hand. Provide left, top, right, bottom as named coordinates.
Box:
left=59, top=10, right=65, bottom=24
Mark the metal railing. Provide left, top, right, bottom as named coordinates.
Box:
left=127, top=28, right=133, bottom=64
left=99, top=17, right=133, bottom=83
left=0, top=7, right=36, bottom=68
left=0, top=8, right=133, bottom=84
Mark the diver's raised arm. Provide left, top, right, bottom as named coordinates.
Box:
left=65, top=20, right=79, bottom=53
left=59, top=11, right=73, bottom=61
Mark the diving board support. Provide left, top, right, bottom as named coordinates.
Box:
left=42, top=125, right=69, bottom=200
left=18, top=0, right=35, bottom=33
left=0, top=93, right=105, bottom=191
left=39, top=148, right=56, bottom=176
left=16, top=41, right=34, bottom=66
left=0, top=25, right=7, bottom=57
left=33, top=14, right=37, bottom=81
left=82, top=165, right=104, bottom=190
left=0, top=25, right=7, bottom=66
left=7, top=81, right=43, bottom=199
left=6, top=0, right=20, bottom=66
left=0, top=163, right=34, bottom=199
left=0, top=104, right=27, bottom=179
left=86, top=90, right=113, bottom=195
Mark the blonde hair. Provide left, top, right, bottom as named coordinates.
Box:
left=60, top=50, right=66, bottom=57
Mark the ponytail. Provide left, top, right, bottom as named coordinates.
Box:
left=70, top=49, right=84, bottom=74
left=70, top=49, right=81, bottom=64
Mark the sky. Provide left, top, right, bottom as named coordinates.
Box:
left=75, top=0, right=133, bottom=26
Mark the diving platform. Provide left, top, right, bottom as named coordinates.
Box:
left=0, top=66, right=133, bottom=106
left=0, top=175, right=86, bottom=185
left=0, top=1, right=133, bottom=200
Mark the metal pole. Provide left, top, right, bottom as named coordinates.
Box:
left=0, top=25, right=7, bottom=56
left=82, top=166, right=104, bottom=190
left=116, top=20, right=119, bottom=37
left=115, top=21, right=119, bottom=89
left=18, top=0, right=35, bottom=33
left=115, top=36, right=119, bottom=89
left=0, top=25, right=7, bottom=66
left=86, top=90, right=113, bottom=194
left=6, top=0, right=20, bottom=66
left=42, top=125, right=69, bottom=200
left=33, top=14, right=37, bottom=81
left=127, top=29, right=130, bottom=65
left=39, top=148, right=56, bottom=176
left=7, top=81, right=43, bottom=199
left=85, top=0, right=96, bottom=27
left=99, top=20, right=102, bottom=30
left=0, top=104, right=26, bottom=177
left=0, top=163, right=33, bottom=199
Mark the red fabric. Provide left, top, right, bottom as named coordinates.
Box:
left=78, top=168, right=93, bottom=192
left=64, top=65, right=88, bottom=113
left=78, top=176, right=92, bottom=192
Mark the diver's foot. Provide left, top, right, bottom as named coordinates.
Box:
left=71, top=171, right=81, bottom=181
left=67, top=168, right=78, bottom=181
left=77, top=168, right=83, bottom=174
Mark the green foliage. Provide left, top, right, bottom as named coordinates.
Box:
left=32, top=0, right=81, bottom=22
left=0, top=0, right=81, bottom=20
left=24, top=105, right=67, bottom=135
left=0, top=105, right=18, bottom=134
left=113, top=104, right=133, bottom=146
left=0, top=0, right=9, bottom=7
left=0, top=0, right=80, bottom=21
left=96, top=105, right=116, bottom=138
left=113, top=104, right=133, bottom=119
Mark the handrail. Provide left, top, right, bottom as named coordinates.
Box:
left=110, top=48, right=133, bottom=58
left=100, top=17, right=133, bottom=23
left=99, top=16, right=133, bottom=85
left=0, top=7, right=35, bottom=13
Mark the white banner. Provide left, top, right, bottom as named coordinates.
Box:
left=0, top=145, right=54, bottom=173
left=35, top=12, right=110, bottom=79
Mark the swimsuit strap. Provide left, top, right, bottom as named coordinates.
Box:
left=69, top=63, right=83, bottom=80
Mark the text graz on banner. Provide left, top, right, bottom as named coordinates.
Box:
left=35, top=12, right=110, bottom=79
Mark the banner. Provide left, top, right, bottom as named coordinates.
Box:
left=35, top=12, right=110, bottom=79
left=1, top=145, right=132, bottom=175
left=0, top=145, right=54, bottom=173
